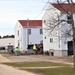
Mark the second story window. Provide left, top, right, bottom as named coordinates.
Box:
left=28, top=29, right=31, bottom=34
left=40, top=29, right=42, bottom=34
left=50, top=38, right=53, bottom=43
left=18, top=30, right=19, bottom=36
left=44, top=20, right=46, bottom=23
left=67, top=14, right=71, bottom=24
left=45, top=36, right=46, bottom=39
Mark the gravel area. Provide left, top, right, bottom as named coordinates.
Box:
left=0, top=55, right=39, bottom=75
left=2, top=54, right=73, bottom=65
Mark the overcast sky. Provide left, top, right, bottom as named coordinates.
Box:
left=0, top=0, right=52, bottom=36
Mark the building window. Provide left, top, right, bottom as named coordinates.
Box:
left=18, top=30, right=19, bottom=36
left=40, top=29, right=42, bottom=34
left=44, top=20, right=46, bottom=23
left=45, top=37, right=46, bottom=39
left=18, top=40, right=19, bottom=47
left=67, top=14, right=71, bottom=24
left=28, top=29, right=31, bottom=34
left=50, top=38, right=53, bottom=43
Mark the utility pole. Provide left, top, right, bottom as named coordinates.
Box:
left=27, top=19, right=29, bottom=46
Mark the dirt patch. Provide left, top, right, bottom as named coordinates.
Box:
left=0, top=64, right=39, bottom=75
left=1, top=54, right=73, bottom=64
left=0, top=55, right=11, bottom=63
left=0, top=55, right=39, bottom=75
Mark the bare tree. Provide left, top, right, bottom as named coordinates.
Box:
left=56, top=0, right=75, bottom=69
left=44, top=0, right=75, bottom=69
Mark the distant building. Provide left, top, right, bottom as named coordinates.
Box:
left=42, top=3, right=75, bottom=56
left=15, top=20, right=43, bottom=51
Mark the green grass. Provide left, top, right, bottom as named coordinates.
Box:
left=22, top=67, right=75, bottom=75
left=3, top=62, right=73, bottom=75
left=0, top=51, right=8, bottom=54
left=3, top=61, right=70, bottom=67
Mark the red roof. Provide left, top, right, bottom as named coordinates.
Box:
left=52, top=3, right=75, bottom=13
left=18, top=20, right=42, bottom=27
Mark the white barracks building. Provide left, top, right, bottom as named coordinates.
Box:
left=15, top=20, right=43, bottom=51
left=42, top=3, right=75, bottom=56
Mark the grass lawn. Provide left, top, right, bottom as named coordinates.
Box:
left=3, top=62, right=73, bottom=75
left=23, top=67, right=75, bottom=75
left=0, top=51, right=8, bottom=54
left=3, top=61, right=70, bottom=67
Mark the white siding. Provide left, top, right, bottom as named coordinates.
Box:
left=42, top=4, right=74, bottom=56
left=15, top=21, right=43, bottom=51
left=29, top=27, right=42, bottom=44
left=22, top=27, right=43, bottom=51
left=59, top=13, right=72, bottom=51
left=43, top=4, right=61, bottom=52
left=22, top=27, right=27, bottom=50
left=15, top=21, right=23, bottom=50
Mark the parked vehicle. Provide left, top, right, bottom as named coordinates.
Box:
left=0, top=46, right=5, bottom=50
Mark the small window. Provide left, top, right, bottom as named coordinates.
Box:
left=50, top=38, right=53, bottom=43
left=18, top=40, right=19, bottom=46
left=18, top=30, right=19, bottom=36
left=45, top=37, right=46, bottom=39
left=44, top=20, right=46, bottom=23
left=40, top=29, right=42, bottom=34
left=28, top=29, right=31, bottom=34
left=67, top=15, right=71, bottom=24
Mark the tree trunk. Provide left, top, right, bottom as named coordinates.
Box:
left=72, top=16, right=75, bottom=69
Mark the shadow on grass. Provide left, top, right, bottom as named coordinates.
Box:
left=22, top=67, right=75, bottom=75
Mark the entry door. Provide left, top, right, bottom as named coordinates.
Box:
left=68, top=41, right=73, bottom=56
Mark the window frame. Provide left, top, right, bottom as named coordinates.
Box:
left=40, top=29, right=42, bottom=34
left=28, top=29, right=31, bottom=35
left=50, top=38, right=53, bottom=43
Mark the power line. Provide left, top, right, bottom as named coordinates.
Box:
left=34, top=0, right=49, bottom=20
